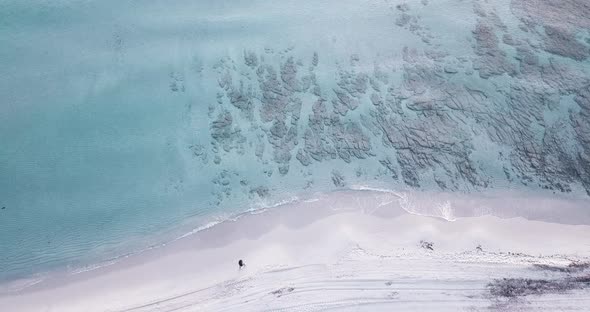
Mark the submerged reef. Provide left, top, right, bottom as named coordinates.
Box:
left=194, top=1, right=590, bottom=207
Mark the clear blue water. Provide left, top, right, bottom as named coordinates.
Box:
left=1, top=0, right=589, bottom=282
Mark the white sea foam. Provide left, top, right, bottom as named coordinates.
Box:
left=0, top=276, right=45, bottom=295
left=68, top=258, right=122, bottom=276
left=350, top=184, right=458, bottom=221
left=176, top=220, right=226, bottom=240
left=175, top=195, right=303, bottom=241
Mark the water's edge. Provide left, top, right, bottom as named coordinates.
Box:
left=1, top=186, right=588, bottom=295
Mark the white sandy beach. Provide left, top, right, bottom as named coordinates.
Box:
left=1, top=190, right=590, bottom=311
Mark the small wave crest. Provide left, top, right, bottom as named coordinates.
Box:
left=350, top=184, right=457, bottom=221
left=0, top=276, right=45, bottom=295
left=175, top=194, right=306, bottom=241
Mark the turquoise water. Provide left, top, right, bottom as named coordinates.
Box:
left=1, top=0, right=590, bottom=282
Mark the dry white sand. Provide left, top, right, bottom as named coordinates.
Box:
left=1, top=190, right=590, bottom=311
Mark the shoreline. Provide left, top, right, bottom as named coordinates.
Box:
left=1, top=189, right=590, bottom=311
left=2, top=188, right=590, bottom=290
